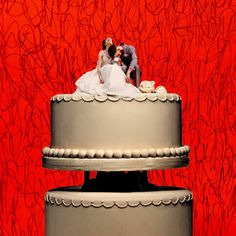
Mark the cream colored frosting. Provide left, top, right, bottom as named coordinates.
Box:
left=50, top=94, right=182, bottom=149
left=43, top=93, right=190, bottom=170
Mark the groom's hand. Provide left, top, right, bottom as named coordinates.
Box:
left=125, top=76, right=131, bottom=83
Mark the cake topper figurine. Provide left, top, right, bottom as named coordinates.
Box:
left=73, top=37, right=141, bottom=98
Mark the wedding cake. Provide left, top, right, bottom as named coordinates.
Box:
left=43, top=92, right=192, bottom=236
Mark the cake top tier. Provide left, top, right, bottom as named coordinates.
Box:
left=43, top=92, right=190, bottom=171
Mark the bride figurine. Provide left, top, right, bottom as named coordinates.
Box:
left=74, top=38, right=141, bottom=98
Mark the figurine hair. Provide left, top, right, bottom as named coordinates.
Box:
left=102, top=39, right=106, bottom=50
left=108, top=45, right=116, bottom=58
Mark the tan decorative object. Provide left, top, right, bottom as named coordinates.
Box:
left=155, top=85, right=167, bottom=94
left=43, top=92, right=192, bottom=236
left=139, top=80, right=155, bottom=93
left=42, top=93, right=189, bottom=170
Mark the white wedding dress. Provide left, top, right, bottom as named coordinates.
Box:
left=74, top=51, right=140, bottom=98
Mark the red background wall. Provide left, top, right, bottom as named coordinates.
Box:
left=0, top=0, right=235, bottom=235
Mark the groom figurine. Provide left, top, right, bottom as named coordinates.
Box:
left=118, top=42, right=141, bottom=87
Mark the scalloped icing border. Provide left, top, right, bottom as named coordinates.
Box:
left=45, top=192, right=193, bottom=208
left=42, top=145, right=190, bottom=159
left=51, top=93, right=181, bottom=103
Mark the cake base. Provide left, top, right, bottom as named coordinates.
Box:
left=43, top=155, right=189, bottom=171
left=45, top=186, right=193, bottom=236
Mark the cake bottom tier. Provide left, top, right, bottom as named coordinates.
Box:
left=45, top=186, right=193, bottom=236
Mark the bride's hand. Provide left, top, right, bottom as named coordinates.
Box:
left=99, top=78, right=105, bottom=84
left=98, top=70, right=104, bottom=84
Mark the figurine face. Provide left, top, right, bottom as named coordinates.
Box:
left=105, top=38, right=113, bottom=46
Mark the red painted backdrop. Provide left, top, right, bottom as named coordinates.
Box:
left=0, top=0, right=235, bottom=235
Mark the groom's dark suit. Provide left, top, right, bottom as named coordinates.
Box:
left=120, top=44, right=141, bottom=87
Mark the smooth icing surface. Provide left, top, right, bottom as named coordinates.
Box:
left=50, top=94, right=182, bottom=149
left=45, top=187, right=193, bottom=236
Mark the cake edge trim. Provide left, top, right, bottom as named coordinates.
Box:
left=42, top=145, right=190, bottom=158
left=45, top=192, right=193, bottom=208
left=51, top=93, right=181, bottom=103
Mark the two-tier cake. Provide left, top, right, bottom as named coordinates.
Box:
left=43, top=92, right=192, bottom=236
